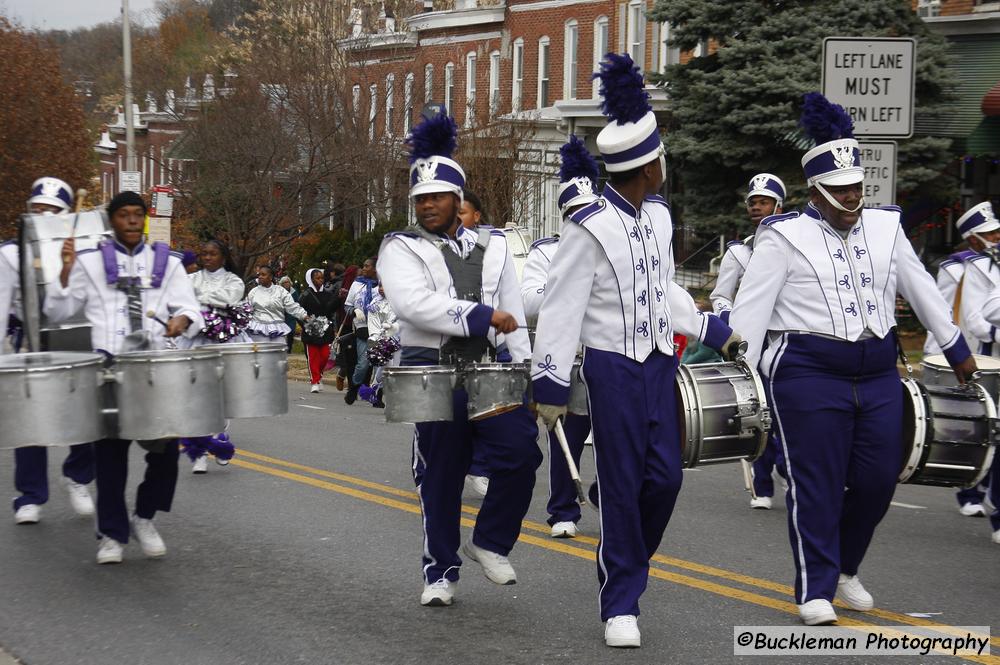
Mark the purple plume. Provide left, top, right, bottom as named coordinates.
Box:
left=593, top=53, right=650, bottom=125
left=559, top=135, right=600, bottom=183
left=406, top=113, right=458, bottom=164
left=799, top=92, right=854, bottom=144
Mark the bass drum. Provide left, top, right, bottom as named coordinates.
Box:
left=900, top=377, right=998, bottom=488
left=675, top=361, right=770, bottom=468
left=921, top=353, right=1000, bottom=402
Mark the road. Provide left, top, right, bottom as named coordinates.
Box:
left=1, top=381, right=998, bottom=664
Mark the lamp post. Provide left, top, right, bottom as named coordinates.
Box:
left=122, top=0, right=136, bottom=173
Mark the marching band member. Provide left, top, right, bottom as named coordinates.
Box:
left=976, top=279, right=1000, bottom=544
left=921, top=248, right=976, bottom=357
left=3, top=178, right=96, bottom=524
left=246, top=265, right=307, bottom=344
left=343, top=258, right=378, bottom=404
left=379, top=111, right=541, bottom=608
left=729, top=94, right=976, bottom=626
left=521, top=135, right=600, bottom=539
left=530, top=54, right=738, bottom=648
left=711, top=173, right=788, bottom=510
left=46, top=191, right=205, bottom=564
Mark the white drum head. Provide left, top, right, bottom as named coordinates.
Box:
left=923, top=353, right=1000, bottom=371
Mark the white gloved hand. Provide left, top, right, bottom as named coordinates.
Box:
left=722, top=331, right=746, bottom=361
left=354, top=308, right=366, bottom=323
left=534, top=402, right=568, bottom=431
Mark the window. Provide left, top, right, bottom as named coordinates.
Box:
left=352, top=84, right=361, bottom=123
left=465, top=51, right=477, bottom=128
left=593, top=16, right=609, bottom=97
left=512, top=38, right=524, bottom=112
left=692, top=39, right=707, bottom=58
left=444, top=62, right=454, bottom=116
left=627, top=0, right=646, bottom=71
left=537, top=36, right=550, bottom=109
left=917, top=0, right=941, bottom=16
left=563, top=20, right=579, bottom=100
left=489, top=50, right=501, bottom=116
left=424, top=64, right=434, bottom=103
left=385, top=74, right=395, bottom=137
left=403, top=73, right=414, bottom=135
left=368, top=84, right=377, bottom=140
left=653, top=21, right=679, bottom=73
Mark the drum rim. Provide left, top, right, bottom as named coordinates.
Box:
left=0, top=352, right=104, bottom=373
left=674, top=363, right=702, bottom=468
left=215, top=342, right=287, bottom=355
left=115, top=349, right=222, bottom=363
left=921, top=353, right=1000, bottom=372
left=898, top=377, right=931, bottom=484
left=384, top=365, right=457, bottom=375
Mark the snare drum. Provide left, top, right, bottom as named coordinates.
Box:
left=382, top=366, right=457, bottom=423
left=215, top=342, right=289, bottom=418
left=567, top=360, right=588, bottom=415
left=675, top=361, right=770, bottom=468
left=900, top=377, right=998, bottom=488
left=0, top=352, right=106, bottom=448
left=921, top=353, right=1000, bottom=402
left=465, top=362, right=529, bottom=421
left=112, top=349, right=226, bottom=440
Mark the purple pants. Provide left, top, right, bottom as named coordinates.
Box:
left=766, top=332, right=901, bottom=604
left=581, top=348, right=682, bottom=621
left=94, top=439, right=179, bottom=543
left=13, top=444, right=95, bottom=510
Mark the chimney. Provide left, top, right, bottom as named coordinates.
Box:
left=116, top=105, right=125, bottom=125
left=165, top=89, right=176, bottom=114
left=203, top=74, right=215, bottom=100
left=384, top=5, right=396, bottom=33
left=349, top=6, right=363, bottom=37
left=145, top=91, right=157, bottom=113
left=184, top=76, right=195, bottom=101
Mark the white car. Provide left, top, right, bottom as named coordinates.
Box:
left=500, top=226, right=532, bottom=280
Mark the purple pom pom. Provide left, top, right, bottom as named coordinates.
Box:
left=593, top=53, right=651, bottom=125
left=180, top=436, right=211, bottom=461
left=800, top=92, right=855, bottom=144
left=406, top=113, right=458, bottom=164
left=559, top=135, right=600, bottom=184
left=207, top=434, right=235, bottom=461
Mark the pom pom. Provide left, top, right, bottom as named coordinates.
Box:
left=406, top=113, right=458, bottom=164
left=207, top=433, right=235, bottom=461
left=366, top=336, right=401, bottom=367
left=180, top=436, right=211, bottom=462
left=799, top=92, right=854, bottom=145
left=559, top=135, right=600, bottom=184
left=593, top=53, right=651, bottom=125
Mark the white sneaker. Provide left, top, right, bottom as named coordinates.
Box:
left=798, top=599, right=838, bottom=625
left=131, top=516, right=166, bottom=558
left=420, top=578, right=455, bottom=606
left=215, top=456, right=230, bottom=466
left=992, top=529, right=1000, bottom=545
left=192, top=456, right=208, bottom=474
left=750, top=496, right=773, bottom=510
left=14, top=504, right=40, bottom=524
left=836, top=574, right=874, bottom=610
left=310, top=383, right=320, bottom=393
left=462, top=539, right=516, bottom=585
left=96, top=537, right=124, bottom=564
left=550, top=521, right=578, bottom=538
left=959, top=502, right=986, bottom=517
left=63, top=478, right=94, bottom=516
left=604, top=615, right=641, bottom=648
left=466, top=474, right=489, bottom=497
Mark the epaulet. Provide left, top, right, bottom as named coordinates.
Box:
left=873, top=204, right=903, bottom=213
left=569, top=199, right=605, bottom=225
left=0, top=239, right=14, bottom=248
left=530, top=237, right=558, bottom=250
left=384, top=230, right=419, bottom=240
left=969, top=252, right=992, bottom=263
left=643, top=194, right=669, bottom=208
left=489, top=229, right=505, bottom=237
left=169, top=250, right=184, bottom=259
left=951, top=250, right=978, bottom=263
left=761, top=211, right=798, bottom=227
left=725, top=239, right=744, bottom=249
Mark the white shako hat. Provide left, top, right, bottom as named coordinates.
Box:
left=28, top=177, right=73, bottom=212
left=956, top=202, right=1000, bottom=238
left=799, top=92, right=863, bottom=188
left=746, top=173, right=786, bottom=205
left=594, top=53, right=663, bottom=173
left=557, top=135, right=601, bottom=215
left=406, top=111, right=466, bottom=200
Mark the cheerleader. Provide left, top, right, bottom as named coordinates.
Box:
left=246, top=265, right=307, bottom=343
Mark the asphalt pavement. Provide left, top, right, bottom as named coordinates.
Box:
left=1, top=380, right=998, bottom=665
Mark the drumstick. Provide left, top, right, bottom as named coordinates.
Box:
left=146, top=310, right=169, bottom=327
left=70, top=189, right=87, bottom=234
left=740, top=459, right=757, bottom=499
left=554, top=418, right=588, bottom=506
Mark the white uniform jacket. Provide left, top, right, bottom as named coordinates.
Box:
left=530, top=185, right=731, bottom=405
left=0, top=242, right=18, bottom=353
left=730, top=204, right=969, bottom=373
left=710, top=235, right=753, bottom=320
left=960, top=251, right=1000, bottom=357
left=521, top=236, right=560, bottom=320
left=923, top=250, right=976, bottom=355
left=378, top=224, right=531, bottom=362
left=190, top=268, right=246, bottom=307
left=43, top=240, right=204, bottom=355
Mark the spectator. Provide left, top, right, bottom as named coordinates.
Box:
left=299, top=269, right=339, bottom=393
left=358, top=284, right=399, bottom=408
left=343, top=259, right=377, bottom=404
left=458, top=189, right=486, bottom=229
left=278, top=275, right=299, bottom=353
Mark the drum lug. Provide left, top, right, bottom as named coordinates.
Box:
left=215, top=363, right=225, bottom=380
left=253, top=361, right=260, bottom=379
left=68, top=372, right=76, bottom=394
left=991, top=418, right=1000, bottom=444
left=189, top=366, right=197, bottom=384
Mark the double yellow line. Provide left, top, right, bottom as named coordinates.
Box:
left=231, top=449, right=998, bottom=663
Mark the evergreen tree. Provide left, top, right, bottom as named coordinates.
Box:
left=647, top=0, right=955, bottom=236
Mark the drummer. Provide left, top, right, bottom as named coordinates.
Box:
left=710, top=173, right=789, bottom=510
left=378, top=110, right=541, bottom=608
left=521, top=134, right=600, bottom=539
left=530, top=54, right=739, bottom=648
left=729, top=93, right=976, bottom=626
left=2, top=177, right=97, bottom=525
left=45, top=190, right=205, bottom=564
left=975, top=280, right=1000, bottom=544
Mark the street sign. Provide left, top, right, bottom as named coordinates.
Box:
left=859, top=141, right=897, bottom=208
left=146, top=217, right=171, bottom=244
left=150, top=185, right=174, bottom=217
left=119, top=170, right=141, bottom=193
left=822, top=37, right=916, bottom=138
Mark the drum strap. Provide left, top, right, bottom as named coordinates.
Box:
left=953, top=275, right=964, bottom=325
left=440, top=229, right=492, bottom=364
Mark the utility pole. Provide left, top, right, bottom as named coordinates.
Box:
left=122, top=0, right=136, bottom=173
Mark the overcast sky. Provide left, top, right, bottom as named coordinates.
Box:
left=1, top=0, right=159, bottom=31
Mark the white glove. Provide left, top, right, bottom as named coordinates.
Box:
left=534, top=403, right=568, bottom=431
left=354, top=308, right=366, bottom=322
left=722, top=331, right=746, bottom=361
